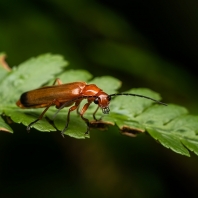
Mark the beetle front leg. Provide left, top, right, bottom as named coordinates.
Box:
left=93, top=106, right=103, bottom=121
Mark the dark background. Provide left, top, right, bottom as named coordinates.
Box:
left=1, top=0, right=198, bottom=197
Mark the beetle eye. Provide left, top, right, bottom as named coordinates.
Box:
left=94, top=98, right=99, bottom=104
left=107, top=95, right=111, bottom=101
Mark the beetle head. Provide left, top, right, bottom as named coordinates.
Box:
left=94, top=92, right=111, bottom=114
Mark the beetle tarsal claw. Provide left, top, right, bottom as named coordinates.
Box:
left=102, top=107, right=110, bottom=114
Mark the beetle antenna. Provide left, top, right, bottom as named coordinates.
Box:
left=109, top=93, right=167, bottom=106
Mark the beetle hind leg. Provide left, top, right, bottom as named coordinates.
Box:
left=27, top=119, right=39, bottom=131
left=27, top=105, right=51, bottom=131
left=27, top=99, right=61, bottom=132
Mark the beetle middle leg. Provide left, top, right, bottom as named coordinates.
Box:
left=77, top=105, right=81, bottom=115
left=61, top=100, right=81, bottom=137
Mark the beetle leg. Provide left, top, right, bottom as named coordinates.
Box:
left=27, top=99, right=61, bottom=131
left=93, top=106, right=102, bottom=121
left=77, top=103, right=81, bottom=115
left=45, top=116, right=60, bottom=132
left=61, top=100, right=81, bottom=137
left=27, top=105, right=51, bottom=131
left=53, top=78, right=63, bottom=85
left=80, top=101, right=92, bottom=135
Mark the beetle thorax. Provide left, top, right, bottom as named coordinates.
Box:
left=82, top=84, right=102, bottom=96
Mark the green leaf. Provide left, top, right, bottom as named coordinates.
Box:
left=136, top=104, right=188, bottom=126
left=147, top=128, right=190, bottom=156
left=1, top=54, right=198, bottom=157
left=181, top=138, right=198, bottom=156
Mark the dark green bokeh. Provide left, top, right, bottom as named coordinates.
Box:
left=1, top=0, right=198, bottom=197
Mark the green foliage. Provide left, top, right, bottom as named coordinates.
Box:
left=0, top=54, right=198, bottom=157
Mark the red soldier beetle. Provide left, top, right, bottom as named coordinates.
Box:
left=16, top=79, right=167, bottom=137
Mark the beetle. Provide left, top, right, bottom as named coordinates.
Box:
left=16, top=79, right=167, bottom=136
